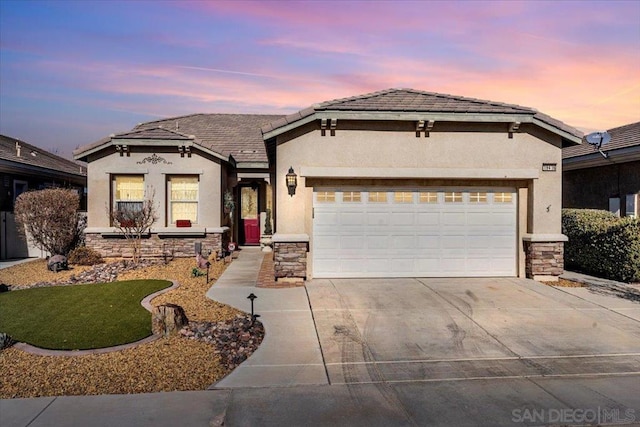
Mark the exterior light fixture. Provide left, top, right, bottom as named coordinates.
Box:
left=286, top=166, right=297, bottom=196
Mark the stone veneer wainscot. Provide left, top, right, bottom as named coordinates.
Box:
left=85, top=228, right=229, bottom=259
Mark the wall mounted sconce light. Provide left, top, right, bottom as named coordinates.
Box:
left=286, top=166, right=297, bottom=196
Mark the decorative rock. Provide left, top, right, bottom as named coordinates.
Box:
left=179, top=314, right=265, bottom=370
left=47, top=255, right=68, bottom=272
left=152, top=303, right=189, bottom=337
left=0, top=284, right=9, bottom=293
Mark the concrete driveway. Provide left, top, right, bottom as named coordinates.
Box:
left=307, top=277, right=640, bottom=385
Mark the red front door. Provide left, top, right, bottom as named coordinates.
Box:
left=243, top=219, right=260, bottom=244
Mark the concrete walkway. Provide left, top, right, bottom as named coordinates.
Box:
left=206, top=247, right=328, bottom=388
left=0, top=258, right=36, bottom=270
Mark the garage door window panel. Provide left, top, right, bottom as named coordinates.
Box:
left=316, top=191, right=335, bottom=202
left=445, top=192, right=463, bottom=203
left=342, top=191, right=361, bottom=202
left=394, top=192, right=413, bottom=203
left=469, top=192, right=487, bottom=203
left=494, top=192, right=513, bottom=203
left=368, top=192, right=387, bottom=203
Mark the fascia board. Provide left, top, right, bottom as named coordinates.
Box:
left=74, top=140, right=230, bottom=163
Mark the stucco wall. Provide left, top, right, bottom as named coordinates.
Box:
left=274, top=121, right=564, bottom=279
left=85, top=148, right=223, bottom=229
left=275, top=122, right=563, bottom=235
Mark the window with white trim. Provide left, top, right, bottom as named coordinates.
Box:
left=114, top=175, right=144, bottom=213
left=169, top=176, right=199, bottom=224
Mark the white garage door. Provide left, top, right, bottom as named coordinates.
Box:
left=313, top=189, right=517, bottom=278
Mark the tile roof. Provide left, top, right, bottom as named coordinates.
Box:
left=133, top=114, right=284, bottom=163
left=0, top=134, right=86, bottom=177
left=563, top=121, right=640, bottom=159
left=262, top=88, right=582, bottom=139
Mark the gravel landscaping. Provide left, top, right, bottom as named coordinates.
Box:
left=0, top=257, right=264, bottom=398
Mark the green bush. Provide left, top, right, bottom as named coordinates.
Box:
left=68, top=246, right=104, bottom=265
left=563, top=209, right=640, bottom=282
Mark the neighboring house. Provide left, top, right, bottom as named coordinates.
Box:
left=75, top=88, right=583, bottom=281
left=563, top=121, right=640, bottom=217
left=0, top=134, right=87, bottom=259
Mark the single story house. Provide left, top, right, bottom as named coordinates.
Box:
left=0, top=134, right=87, bottom=259
left=563, top=121, right=640, bottom=217
left=75, top=88, right=583, bottom=280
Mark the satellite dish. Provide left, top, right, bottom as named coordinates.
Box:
left=585, top=131, right=611, bottom=148
left=585, top=131, right=611, bottom=159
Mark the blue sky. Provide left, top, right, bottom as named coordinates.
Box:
left=1, top=0, right=639, bottom=160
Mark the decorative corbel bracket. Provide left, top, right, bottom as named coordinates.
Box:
left=508, top=122, right=521, bottom=139
left=115, top=144, right=129, bottom=157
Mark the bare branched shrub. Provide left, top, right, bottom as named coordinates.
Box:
left=107, top=188, right=158, bottom=262
left=14, top=188, right=84, bottom=256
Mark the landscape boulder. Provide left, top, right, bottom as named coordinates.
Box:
left=152, top=303, right=189, bottom=337
left=47, top=255, right=68, bottom=272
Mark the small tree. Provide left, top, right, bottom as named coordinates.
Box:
left=14, top=188, right=84, bottom=256
left=108, top=188, right=158, bottom=262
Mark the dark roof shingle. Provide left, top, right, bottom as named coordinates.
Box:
left=133, top=114, right=284, bottom=163
left=262, top=88, right=582, bottom=139
left=0, top=134, right=86, bottom=177
left=563, top=121, right=640, bottom=159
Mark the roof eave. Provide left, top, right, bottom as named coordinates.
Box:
left=74, top=138, right=230, bottom=163
left=563, top=145, right=640, bottom=170
left=531, top=117, right=582, bottom=145
left=262, top=110, right=580, bottom=141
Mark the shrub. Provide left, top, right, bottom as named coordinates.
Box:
left=563, top=209, right=640, bottom=282
left=68, top=247, right=104, bottom=266
left=14, top=188, right=85, bottom=256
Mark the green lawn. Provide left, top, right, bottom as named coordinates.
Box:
left=0, top=280, right=171, bottom=350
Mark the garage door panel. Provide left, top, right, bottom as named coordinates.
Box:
left=340, top=211, right=364, bottom=226
left=392, top=235, right=416, bottom=249
left=313, top=189, right=516, bottom=278
left=442, top=212, right=466, bottom=225
left=417, top=212, right=440, bottom=225
left=390, top=212, right=415, bottom=226
left=417, top=235, right=441, bottom=249
left=340, top=236, right=365, bottom=250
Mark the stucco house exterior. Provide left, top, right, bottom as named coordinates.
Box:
left=1, top=134, right=87, bottom=259
left=563, top=121, right=640, bottom=217
left=75, top=88, right=582, bottom=280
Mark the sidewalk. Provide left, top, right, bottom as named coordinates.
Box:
left=205, top=246, right=328, bottom=388
left=559, top=270, right=640, bottom=322
left=0, top=258, right=36, bottom=270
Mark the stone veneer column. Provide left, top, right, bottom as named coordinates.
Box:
left=522, top=234, right=567, bottom=281
left=272, top=234, right=309, bottom=281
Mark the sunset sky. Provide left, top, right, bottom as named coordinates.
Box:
left=1, top=0, right=639, bottom=160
